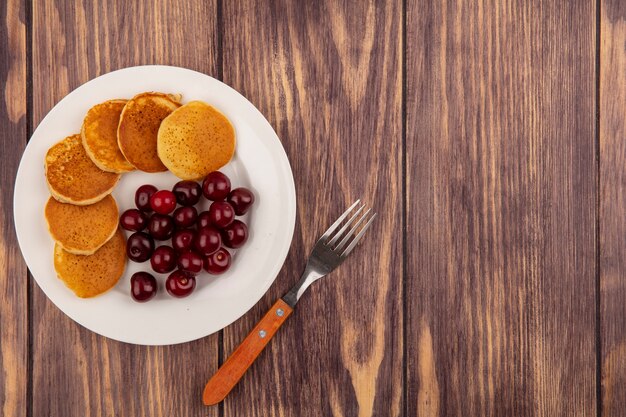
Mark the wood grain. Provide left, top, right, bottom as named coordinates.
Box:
left=406, top=1, right=597, bottom=416
left=600, top=1, right=626, bottom=415
left=3, top=0, right=626, bottom=415
left=221, top=1, right=403, bottom=416
left=0, top=0, right=28, bottom=416
left=30, top=1, right=219, bottom=416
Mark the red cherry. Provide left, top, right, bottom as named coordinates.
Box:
left=172, top=229, right=195, bottom=253
left=148, top=214, right=175, bottom=240
left=150, top=246, right=178, bottom=274
left=150, top=190, right=177, bottom=214
left=126, top=232, right=154, bottom=262
left=194, top=226, right=221, bottom=256
left=227, top=188, right=255, bottom=215
left=173, top=206, right=198, bottom=228
left=177, top=251, right=204, bottom=275
left=172, top=181, right=202, bottom=206
left=130, top=272, right=157, bottom=302
left=202, top=171, right=231, bottom=201
left=222, top=220, right=248, bottom=249
left=197, top=211, right=211, bottom=228
left=166, top=270, right=196, bottom=298
left=135, top=185, right=158, bottom=212
left=120, top=209, right=147, bottom=232
left=209, top=201, right=235, bottom=229
left=204, top=248, right=231, bottom=275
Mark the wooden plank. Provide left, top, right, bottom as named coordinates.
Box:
left=406, top=1, right=597, bottom=415
left=600, top=1, right=626, bottom=415
left=0, top=0, right=28, bottom=416
left=31, top=1, right=220, bottom=415
left=221, top=1, right=403, bottom=416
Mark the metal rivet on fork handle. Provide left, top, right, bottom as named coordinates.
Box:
left=276, top=308, right=284, bottom=317
left=258, top=330, right=267, bottom=338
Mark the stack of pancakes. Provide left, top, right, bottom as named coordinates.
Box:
left=44, top=92, right=236, bottom=297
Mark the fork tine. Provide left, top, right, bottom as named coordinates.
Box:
left=340, top=213, right=377, bottom=257
left=326, top=204, right=365, bottom=246
left=334, top=208, right=372, bottom=253
left=320, top=200, right=361, bottom=241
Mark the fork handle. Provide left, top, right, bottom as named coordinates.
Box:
left=202, top=298, right=293, bottom=405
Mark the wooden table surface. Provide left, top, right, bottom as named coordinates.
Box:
left=1, top=0, right=625, bottom=416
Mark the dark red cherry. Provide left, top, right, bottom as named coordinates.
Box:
left=202, top=171, right=231, bottom=201
left=126, top=232, right=154, bottom=262
left=166, top=270, right=196, bottom=298
left=221, top=220, right=248, bottom=249
left=204, top=248, right=231, bottom=275
left=197, top=211, right=211, bottom=228
left=150, top=245, right=177, bottom=274
left=172, top=229, right=195, bottom=253
left=120, top=209, right=147, bottom=232
left=150, top=190, right=177, bottom=214
left=173, top=206, right=198, bottom=228
left=172, top=181, right=202, bottom=206
left=208, top=201, right=235, bottom=229
left=135, top=185, right=158, bottom=212
left=148, top=214, right=175, bottom=240
left=227, top=188, right=255, bottom=215
left=193, top=226, right=221, bottom=256
left=130, top=272, right=157, bottom=302
left=177, top=251, right=204, bottom=275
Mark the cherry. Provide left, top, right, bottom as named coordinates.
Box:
left=177, top=251, right=204, bottom=275
left=150, top=190, right=177, bottom=214
left=120, top=209, right=147, bottom=232
left=194, top=226, right=221, bottom=256
left=166, top=270, right=196, bottom=298
left=209, top=201, right=235, bottom=229
left=130, top=272, right=158, bottom=302
left=227, top=188, right=255, bottom=215
left=222, top=220, right=248, bottom=249
left=197, top=211, right=211, bottom=229
left=148, top=214, right=175, bottom=240
left=204, top=248, right=231, bottom=275
left=172, top=229, right=195, bottom=253
left=173, top=206, right=198, bottom=228
left=126, top=232, right=154, bottom=262
left=150, top=245, right=177, bottom=274
left=135, top=184, right=158, bottom=212
left=172, top=180, right=202, bottom=206
left=202, top=171, right=231, bottom=201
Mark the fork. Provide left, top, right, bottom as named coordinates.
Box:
left=203, top=200, right=376, bottom=405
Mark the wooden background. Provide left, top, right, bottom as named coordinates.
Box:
left=1, top=0, right=624, bottom=416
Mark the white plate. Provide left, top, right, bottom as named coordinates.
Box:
left=14, top=65, right=296, bottom=345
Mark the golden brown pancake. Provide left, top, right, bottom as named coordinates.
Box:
left=45, top=135, right=121, bottom=205
left=117, top=92, right=181, bottom=172
left=45, top=195, right=119, bottom=255
left=54, top=228, right=126, bottom=298
left=81, top=99, right=134, bottom=173
left=157, top=101, right=235, bottom=180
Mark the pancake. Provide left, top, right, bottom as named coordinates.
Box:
left=157, top=101, right=235, bottom=180
left=45, top=135, right=121, bottom=205
left=45, top=195, right=119, bottom=255
left=81, top=99, right=134, bottom=173
left=54, top=228, right=126, bottom=298
left=117, top=92, right=182, bottom=172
